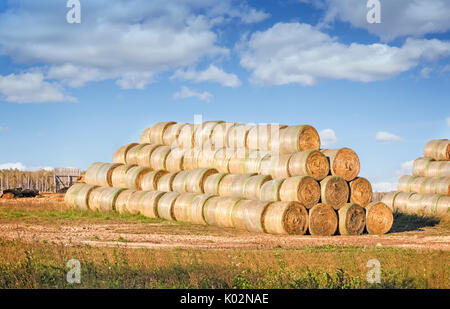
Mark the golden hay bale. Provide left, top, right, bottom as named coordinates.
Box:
left=98, top=187, right=124, bottom=213
left=140, top=170, right=167, bottom=191
left=163, top=122, right=187, bottom=147
left=149, top=121, right=176, bottom=144
left=197, top=149, right=217, bottom=169
left=397, top=175, right=418, bottom=192
left=259, top=155, right=275, bottom=176
left=113, top=143, right=138, bottom=164
left=124, top=166, right=152, bottom=190
left=398, top=175, right=449, bottom=195
left=65, top=183, right=97, bottom=211
left=380, top=191, right=401, bottom=211
left=349, top=177, right=373, bottom=207
left=228, top=148, right=251, bottom=174
left=87, top=187, right=107, bottom=212
left=150, top=145, right=172, bottom=170
left=275, top=125, right=320, bottom=154
left=393, top=192, right=416, bottom=212
left=244, top=151, right=271, bottom=174
left=111, top=164, right=137, bottom=188
left=424, top=139, right=450, bottom=161
left=174, top=193, right=214, bottom=225
left=186, top=168, right=218, bottom=193
left=203, top=173, right=227, bottom=195
left=182, top=148, right=201, bottom=170
left=157, top=172, right=179, bottom=192
left=227, top=124, right=252, bottom=149
left=280, top=176, right=321, bottom=209
left=231, top=200, right=271, bottom=233
left=135, top=144, right=160, bottom=167
left=165, top=148, right=186, bottom=172
left=177, top=124, right=195, bottom=149
left=259, top=179, right=285, bottom=201
left=271, top=154, right=292, bottom=179
left=171, top=170, right=190, bottom=193
left=365, top=202, right=393, bottom=235
left=139, top=191, right=166, bottom=218
left=321, top=148, right=360, bottom=181
left=320, top=176, right=349, bottom=210
left=288, top=150, right=330, bottom=181
left=338, top=203, right=366, bottom=235
left=405, top=193, right=449, bottom=216
left=125, top=143, right=149, bottom=165
left=157, top=191, right=180, bottom=221
left=84, top=162, right=106, bottom=185
left=217, top=174, right=238, bottom=196
left=247, top=124, right=287, bottom=151
left=212, top=148, right=235, bottom=173
left=115, top=189, right=137, bottom=214
left=230, top=173, right=257, bottom=198
left=243, top=174, right=272, bottom=200
left=203, top=196, right=242, bottom=228
left=193, top=121, right=224, bottom=148
left=126, top=190, right=151, bottom=214
left=308, top=203, right=338, bottom=236
left=85, top=162, right=121, bottom=187
left=263, top=201, right=308, bottom=235
left=139, top=127, right=152, bottom=144
left=211, top=122, right=240, bottom=149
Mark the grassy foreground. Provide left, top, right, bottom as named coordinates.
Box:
left=0, top=239, right=448, bottom=289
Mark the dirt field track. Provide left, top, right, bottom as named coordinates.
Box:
left=1, top=195, right=449, bottom=252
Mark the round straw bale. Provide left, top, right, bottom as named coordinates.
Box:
left=170, top=170, right=190, bottom=193
left=204, top=173, right=227, bottom=195
left=177, top=124, right=195, bottom=149
left=277, top=125, right=320, bottom=154
left=308, top=203, right=338, bottom=236
left=426, top=161, right=450, bottom=177
left=136, top=144, right=160, bottom=167
left=111, top=164, right=137, bottom=188
left=271, top=154, right=292, bottom=179
left=88, top=187, right=107, bottom=212
left=228, top=148, right=251, bottom=174
left=247, top=124, right=287, bottom=151
left=157, top=191, right=180, bottom=221
left=381, top=191, right=401, bottom=211
left=320, top=176, right=349, bottom=210
left=126, top=190, right=149, bottom=214
left=211, top=122, right=239, bottom=149
left=86, top=162, right=121, bottom=187
left=115, top=189, right=137, bottom=214
left=244, top=151, right=270, bottom=174
left=397, top=175, right=418, bottom=192
left=84, top=162, right=104, bottom=185
left=259, top=155, right=275, bottom=176
left=280, top=176, right=321, bottom=209
left=113, top=143, right=139, bottom=164
left=243, top=174, right=272, bottom=200
left=64, top=183, right=84, bottom=209
left=232, top=200, right=271, bottom=233
left=259, top=179, right=285, bottom=201
left=139, top=190, right=166, bottom=218
left=365, top=202, right=393, bottom=234
left=150, top=145, right=172, bottom=170
left=230, top=173, right=257, bottom=198
left=186, top=168, right=218, bottom=193
left=227, top=124, right=252, bottom=150
left=124, top=166, right=152, bottom=190
left=213, top=148, right=235, bottom=173
left=98, top=187, right=124, bottom=213
left=140, top=127, right=152, bottom=144
left=217, top=174, right=237, bottom=196
left=174, top=193, right=214, bottom=225
left=424, top=139, right=450, bottom=161
left=263, top=201, right=308, bottom=235
left=338, top=203, right=366, bottom=235
left=349, top=177, right=373, bottom=207
left=405, top=193, right=449, bottom=216
left=125, top=143, right=149, bottom=165
left=165, top=148, right=186, bottom=172
left=65, top=183, right=97, bottom=210
left=182, top=148, right=201, bottom=170
left=157, top=172, right=179, bottom=192
left=436, top=196, right=450, bottom=216
left=163, top=123, right=187, bottom=147
left=149, top=121, right=176, bottom=144
left=203, top=196, right=242, bottom=228
left=393, top=192, right=415, bottom=212
left=194, top=121, right=224, bottom=148
left=140, top=170, right=167, bottom=191
left=321, top=148, right=360, bottom=181
left=288, top=150, right=330, bottom=180
left=197, top=149, right=217, bottom=169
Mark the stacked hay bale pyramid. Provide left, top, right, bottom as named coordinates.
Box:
left=65, top=121, right=393, bottom=235
left=382, top=139, right=449, bottom=216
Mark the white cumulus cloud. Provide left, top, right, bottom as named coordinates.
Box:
left=319, top=129, right=338, bottom=147
left=376, top=131, right=403, bottom=142
left=171, top=65, right=241, bottom=88
left=173, top=86, right=213, bottom=102
left=372, top=182, right=397, bottom=192
left=240, top=22, right=450, bottom=86
left=0, top=162, right=54, bottom=171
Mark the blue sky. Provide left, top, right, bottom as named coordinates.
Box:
left=0, top=0, right=449, bottom=191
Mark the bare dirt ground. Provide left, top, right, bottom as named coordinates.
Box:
left=0, top=196, right=449, bottom=251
